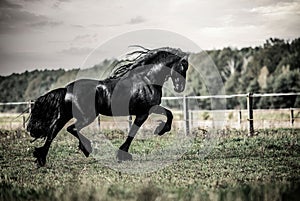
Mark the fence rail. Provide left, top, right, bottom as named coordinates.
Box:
left=0, top=92, right=299, bottom=135
left=162, top=92, right=300, bottom=136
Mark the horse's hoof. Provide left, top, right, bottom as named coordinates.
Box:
left=35, top=158, right=46, bottom=168
left=79, top=142, right=92, bottom=157
left=33, top=147, right=46, bottom=167
left=154, top=123, right=170, bottom=136
left=116, top=149, right=132, bottom=162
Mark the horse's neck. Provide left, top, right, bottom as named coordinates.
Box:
left=145, top=63, right=170, bottom=86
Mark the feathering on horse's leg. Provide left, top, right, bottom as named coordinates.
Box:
left=150, top=105, right=173, bottom=135
left=117, top=113, right=149, bottom=162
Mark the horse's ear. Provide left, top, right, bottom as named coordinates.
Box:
left=183, top=53, right=190, bottom=60
left=180, top=54, right=189, bottom=62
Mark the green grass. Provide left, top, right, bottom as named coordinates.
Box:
left=0, top=128, right=300, bottom=201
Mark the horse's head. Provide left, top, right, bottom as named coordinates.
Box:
left=170, top=55, right=189, bottom=93
left=110, top=46, right=189, bottom=93
left=150, top=48, right=189, bottom=93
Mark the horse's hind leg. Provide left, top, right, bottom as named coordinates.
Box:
left=67, top=118, right=94, bottom=157
left=34, top=118, right=68, bottom=167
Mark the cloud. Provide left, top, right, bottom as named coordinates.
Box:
left=0, top=0, right=22, bottom=9
left=90, top=23, right=122, bottom=27
left=250, top=0, right=297, bottom=7
left=1, top=0, right=299, bottom=75
left=251, top=1, right=300, bottom=15
left=52, top=0, right=70, bottom=8
left=72, top=33, right=97, bottom=42
left=59, top=47, right=94, bottom=55
left=30, top=20, right=63, bottom=27
left=249, top=1, right=300, bottom=37
left=73, top=34, right=91, bottom=40
left=0, top=9, right=44, bottom=34
left=22, top=0, right=42, bottom=2
left=0, top=9, right=43, bottom=23
left=0, top=7, right=62, bottom=34
left=128, top=16, right=146, bottom=24
left=71, top=24, right=84, bottom=28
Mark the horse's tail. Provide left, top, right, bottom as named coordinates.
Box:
left=26, top=88, right=67, bottom=139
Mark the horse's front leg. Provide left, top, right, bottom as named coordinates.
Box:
left=117, top=113, right=149, bottom=162
left=67, top=123, right=92, bottom=157
left=150, top=105, right=173, bottom=135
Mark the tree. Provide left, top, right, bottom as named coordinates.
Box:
left=247, top=79, right=260, bottom=108
left=272, top=71, right=300, bottom=108
left=224, top=73, right=240, bottom=109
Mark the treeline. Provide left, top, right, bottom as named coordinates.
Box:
left=214, top=38, right=300, bottom=109
left=0, top=60, right=117, bottom=112
left=179, top=38, right=300, bottom=109
left=0, top=38, right=299, bottom=112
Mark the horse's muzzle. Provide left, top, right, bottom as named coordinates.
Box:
left=172, top=76, right=186, bottom=93
left=174, top=83, right=185, bottom=93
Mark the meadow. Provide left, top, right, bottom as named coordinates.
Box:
left=0, top=127, right=300, bottom=201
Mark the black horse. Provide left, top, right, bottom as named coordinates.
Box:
left=27, top=47, right=189, bottom=167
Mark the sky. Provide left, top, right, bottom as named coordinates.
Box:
left=0, top=0, right=299, bottom=75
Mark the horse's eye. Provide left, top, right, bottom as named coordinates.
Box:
left=181, top=60, right=188, bottom=69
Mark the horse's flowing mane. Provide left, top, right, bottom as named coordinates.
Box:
left=109, top=46, right=186, bottom=79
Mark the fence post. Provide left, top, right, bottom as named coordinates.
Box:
left=183, top=95, right=190, bottom=135
left=238, top=109, right=242, bottom=128
left=128, top=115, right=132, bottom=132
left=189, top=110, right=193, bottom=130
left=97, top=116, right=101, bottom=131
left=28, top=100, right=32, bottom=114
left=23, top=115, right=26, bottom=129
left=247, top=92, right=254, bottom=136
left=290, top=108, right=294, bottom=127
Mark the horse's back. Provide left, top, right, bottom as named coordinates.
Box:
left=64, top=79, right=103, bottom=119
left=63, top=77, right=163, bottom=117
left=65, top=79, right=100, bottom=90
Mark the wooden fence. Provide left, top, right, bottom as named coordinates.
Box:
left=161, top=92, right=300, bottom=136
left=0, top=92, right=299, bottom=135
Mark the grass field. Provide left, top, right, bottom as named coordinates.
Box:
left=0, top=128, right=300, bottom=201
